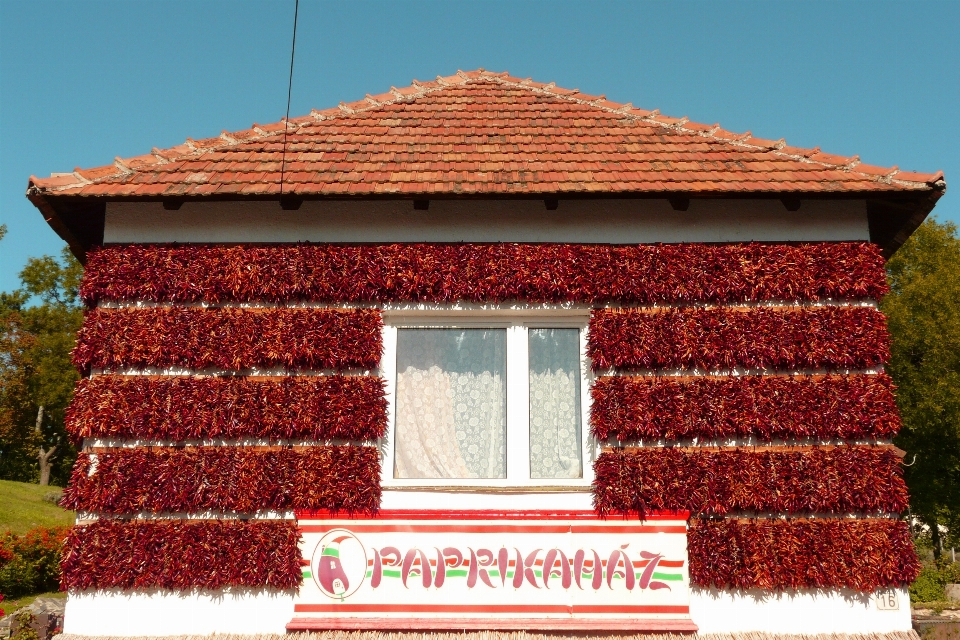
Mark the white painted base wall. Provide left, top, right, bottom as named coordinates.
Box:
left=63, top=590, right=296, bottom=636
left=690, top=587, right=912, bottom=634
left=62, top=587, right=912, bottom=636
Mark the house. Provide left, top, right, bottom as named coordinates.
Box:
left=28, top=69, right=945, bottom=637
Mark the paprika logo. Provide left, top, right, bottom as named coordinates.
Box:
left=311, top=529, right=367, bottom=600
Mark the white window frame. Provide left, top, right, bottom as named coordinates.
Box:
left=379, top=307, right=596, bottom=489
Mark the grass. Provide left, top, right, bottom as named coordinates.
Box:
left=2, top=591, right=66, bottom=614
left=0, top=480, right=74, bottom=535
left=915, top=601, right=960, bottom=615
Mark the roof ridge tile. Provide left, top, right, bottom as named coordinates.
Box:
left=113, top=157, right=134, bottom=175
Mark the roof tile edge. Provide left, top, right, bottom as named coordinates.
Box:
left=27, top=69, right=943, bottom=194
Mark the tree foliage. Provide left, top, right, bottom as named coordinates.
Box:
left=0, top=230, right=83, bottom=486
left=884, top=218, right=960, bottom=555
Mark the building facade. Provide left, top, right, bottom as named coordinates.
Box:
left=28, top=69, right=946, bottom=636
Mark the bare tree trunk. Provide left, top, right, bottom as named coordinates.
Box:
left=38, top=445, right=56, bottom=486
left=35, top=405, right=56, bottom=486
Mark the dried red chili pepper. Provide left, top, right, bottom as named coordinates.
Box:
left=62, top=445, right=381, bottom=515
left=79, top=242, right=888, bottom=306
left=66, top=374, right=386, bottom=442
left=72, top=307, right=382, bottom=374
left=593, top=447, right=908, bottom=517
left=588, top=306, right=890, bottom=371
left=688, top=517, right=919, bottom=591
left=591, top=373, right=900, bottom=441
left=61, top=519, right=302, bottom=591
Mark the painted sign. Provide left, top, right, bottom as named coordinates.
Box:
left=289, top=510, right=694, bottom=632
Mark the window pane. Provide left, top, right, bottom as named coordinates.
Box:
left=529, top=328, right=582, bottom=479
left=394, top=329, right=507, bottom=479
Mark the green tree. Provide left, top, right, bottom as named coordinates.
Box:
left=884, top=218, right=960, bottom=558
left=0, top=229, right=83, bottom=486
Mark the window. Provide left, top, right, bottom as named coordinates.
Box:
left=381, top=312, right=593, bottom=488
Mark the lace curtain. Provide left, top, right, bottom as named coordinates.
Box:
left=394, top=329, right=507, bottom=479
left=529, top=328, right=582, bottom=479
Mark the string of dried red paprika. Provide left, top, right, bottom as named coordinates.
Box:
left=80, top=242, right=888, bottom=305
left=72, top=307, right=382, bottom=374
left=588, top=306, right=889, bottom=371
left=593, top=447, right=908, bottom=517
left=66, top=374, right=387, bottom=442
left=62, top=446, right=381, bottom=515
left=61, top=519, right=302, bottom=591
left=688, top=517, right=920, bottom=591
left=591, top=373, right=900, bottom=441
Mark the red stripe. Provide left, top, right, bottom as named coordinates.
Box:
left=294, top=604, right=689, bottom=614
left=572, top=525, right=687, bottom=534
left=296, top=509, right=689, bottom=521
left=299, top=524, right=685, bottom=534
left=287, top=617, right=699, bottom=632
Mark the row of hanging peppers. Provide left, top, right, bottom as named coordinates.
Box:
left=61, top=241, right=918, bottom=592
left=61, top=517, right=918, bottom=592
left=79, top=242, right=888, bottom=305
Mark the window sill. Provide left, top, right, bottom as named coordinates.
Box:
left=381, top=484, right=591, bottom=493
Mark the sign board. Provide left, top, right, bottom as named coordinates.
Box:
left=874, top=589, right=900, bottom=611
left=289, top=510, right=695, bottom=632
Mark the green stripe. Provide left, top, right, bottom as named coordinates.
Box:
left=321, top=548, right=339, bottom=558
left=362, top=569, right=683, bottom=582
left=301, top=571, right=311, bottom=578
left=363, top=568, right=682, bottom=583
left=652, top=572, right=683, bottom=581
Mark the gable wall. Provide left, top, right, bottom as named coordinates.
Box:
left=104, top=198, right=869, bottom=244
left=65, top=198, right=917, bottom=636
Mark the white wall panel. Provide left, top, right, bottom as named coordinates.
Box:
left=62, top=585, right=912, bottom=635
left=690, top=587, right=912, bottom=633
left=63, top=590, right=295, bottom=636
left=105, top=198, right=869, bottom=244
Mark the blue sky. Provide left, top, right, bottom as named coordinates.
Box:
left=1, top=0, right=957, bottom=293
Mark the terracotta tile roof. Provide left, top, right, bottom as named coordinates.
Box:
left=28, top=69, right=944, bottom=198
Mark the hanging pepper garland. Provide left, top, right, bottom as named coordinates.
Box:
left=60, top=239, right=914, bottom=596
left=79, top=242, right=888, bottom=305
left=593, top=447, right=908, bottom=517
left=66, top=374, right=387, bottom=442
left=588, top=306, right=890, bottom=371
left=688, top=517, right=919, bottom=591
left=61, top=446, right=381, bottom=515
left=61, top=516, right=917, bottom=592
left=591, top=373, right=900, bottom=441
left=72, top=307, right=383, bottom=373
left=61, top=519, right=303, bottom=591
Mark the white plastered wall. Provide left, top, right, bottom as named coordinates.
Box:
left=66, top=197, right=901, bottom=637
left=64, top=590, right=296, bottom=636
left=690, top=587, right=912, bottom=634
left=104, top=198, right=870, bottom=244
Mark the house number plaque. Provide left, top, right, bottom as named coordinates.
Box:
left=289, top=510, right=695, bottom=632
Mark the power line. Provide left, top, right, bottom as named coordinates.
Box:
left=279, top=0, right=300, bottom=198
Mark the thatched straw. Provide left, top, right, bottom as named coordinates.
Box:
left=54, top=631, right=921, bottom=640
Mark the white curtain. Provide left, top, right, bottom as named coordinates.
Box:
left=529, top=329, right=582, bottom=479
left=394, top=329, right=507, bottom=479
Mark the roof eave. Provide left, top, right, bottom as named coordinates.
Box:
left=32, top=180, right=944, bottom=264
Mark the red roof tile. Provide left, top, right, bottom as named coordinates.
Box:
left=28, top=69, right=944, bottom=197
